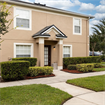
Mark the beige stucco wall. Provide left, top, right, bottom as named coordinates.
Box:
left=0, top=5, right=89, bottom=66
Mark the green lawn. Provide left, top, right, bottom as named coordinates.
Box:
left=0, top=84, right=72, bottom=105
left=102, top=65, right=105, bottom=67
left=101, top=62, right=105, bottom=64
left=93, top=68, right=105, bottom=72
left=67, top=75, right=105, bottom=92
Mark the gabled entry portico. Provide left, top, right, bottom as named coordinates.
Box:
left=32, top=25, right=67, bottom=70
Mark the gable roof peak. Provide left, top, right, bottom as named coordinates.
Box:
left=32, top=25, right=67, bottom=38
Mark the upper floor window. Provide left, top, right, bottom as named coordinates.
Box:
left=14, top=7, right=31, bottom=30
left=73, top=18, right=82, bottom=35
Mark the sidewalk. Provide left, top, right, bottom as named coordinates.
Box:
left=0, top=70, right=105, bottom=105
left=0, top=70, right=105, bottom=88
left=48, top=82, right=105, bottom=105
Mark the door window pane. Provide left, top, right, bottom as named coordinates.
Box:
left=44, top=47, right=48, bottom=65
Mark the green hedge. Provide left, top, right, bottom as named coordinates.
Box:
left=84, top=63, right=102, bottom=68
left=28, top=66, right=53, bottom=77
left=67, top=65, right=76, bottom=70
left=63, top=56, right=101, bottom=68
left=100, top=55, right=105, bottom=61
left=91, top=63, right=102, bottom=68
left=12, top=57, right=37, bottom=66
left=76, top=64, right=94, bottom=72
left=1, top=61, right=30, bottom=81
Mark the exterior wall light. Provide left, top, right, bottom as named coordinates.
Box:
left=53, top=46, right=55, bottom=50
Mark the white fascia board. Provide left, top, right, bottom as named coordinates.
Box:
left=42, top=26, right=64, bottom=36
left=2, top=0, right=94, bottom=19
left=33, top=36, right=50, bottom=38
left=56, top=37, right=66, bottom=39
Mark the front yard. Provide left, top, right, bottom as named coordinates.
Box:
left=93, top=68, right=105, bottom=71
left=0, top=84, right=72, bottom=105
left=101, top=62, right=105, bottom=64
left=67, top=75, right=105, bottom=92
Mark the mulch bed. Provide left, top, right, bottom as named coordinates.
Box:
left=61, top=65, right=105, bottom=74
left=61, top=69, right=95, bottom=74
left=26, top=74, right=55, bottom=79
left=0, top=74, right=55, bottom=82
left=61, top=69, right=83, bottom=73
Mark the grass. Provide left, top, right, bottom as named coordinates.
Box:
left=93, top=68, right=105, bottom=72
left=102, top=65, right=105, bottom=67
left=0, top=84, right=72, bottom=105
left=67, top=75, right=105, bottom=92
left=101, top=62, right=105, bottom=64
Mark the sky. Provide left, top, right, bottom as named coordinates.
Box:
left=21, top=0, right=105, bottom=35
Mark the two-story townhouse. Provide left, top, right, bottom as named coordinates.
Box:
left=0, top=0, right=94, bottom=70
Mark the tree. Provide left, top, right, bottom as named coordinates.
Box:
left=0, top=2, right=14, bottom=43
left=92, top=18, right=105, bottom=54
left=92, top=18, right=105, bottom=38
left=90, top=34, right=98, bottom=56
left=100, top=39, right=105, bottom=55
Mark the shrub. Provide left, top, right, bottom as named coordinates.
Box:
left=67, top=65, right=76, bottom=70
left=76, top=64, right=94, bottom=72
left=28, top=66, right=53, bottom=77
left=1, top=61, right=30, bottom=81
left=12, top=57, right=37, bottom=66
left=100, top=55, right=105, bottom=61
left=83, top=63, right=102, bottom=68
left=63, top=56, right=101, bottom=68
left=91, top=63, right=102, bottom=68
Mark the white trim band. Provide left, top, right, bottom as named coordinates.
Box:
left=39, top=38, right=44, bottom=44
left=58, top=40, right=63, bottom=44
left=58, top=66, right=63, bottom=70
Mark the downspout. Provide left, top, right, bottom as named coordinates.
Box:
left=89, top=17, right=90, bottom=56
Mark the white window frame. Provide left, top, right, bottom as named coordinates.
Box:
left=73, top=17, right=82, bottom=35
left=63, top=44, right=72, bottom=58
left=14, top=7, right=32, bottom=30
left=14, top=43, right=33, bottom=58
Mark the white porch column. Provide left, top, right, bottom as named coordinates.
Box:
left=39, top=38, right=44, bottom=67
left=58, top=39, right=63, bottom=70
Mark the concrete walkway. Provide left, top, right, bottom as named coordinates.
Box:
left=0, top=70, right=105, bottom=105
left=0, top=70, right=105, bottom=88
left=48, top=82, right=105, bottom=105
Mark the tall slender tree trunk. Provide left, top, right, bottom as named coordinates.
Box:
left=92, top=43, right=96, bottom=56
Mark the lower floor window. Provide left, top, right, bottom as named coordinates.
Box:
left=16, top=45, right=31, bottom=58
left=63, top=46, right=71, bottom=58
left=14, top=43, right=33, bottom=58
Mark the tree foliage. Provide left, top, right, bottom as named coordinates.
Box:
left=92, top=18, right=105, bottom=37
left=0, top=2, right=13, bottom=35
left=100, top=38, right=105, bottom=54
left=90, top=18, right=105, bottom=54
left=90, top=34, right=98, bottom=55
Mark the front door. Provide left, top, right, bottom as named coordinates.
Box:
left=44, top=45, right=51, bottom=66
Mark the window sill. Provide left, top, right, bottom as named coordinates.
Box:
left=14, top=27, right=32, bottom=31
left=73, top=33, right=82, bottom=35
